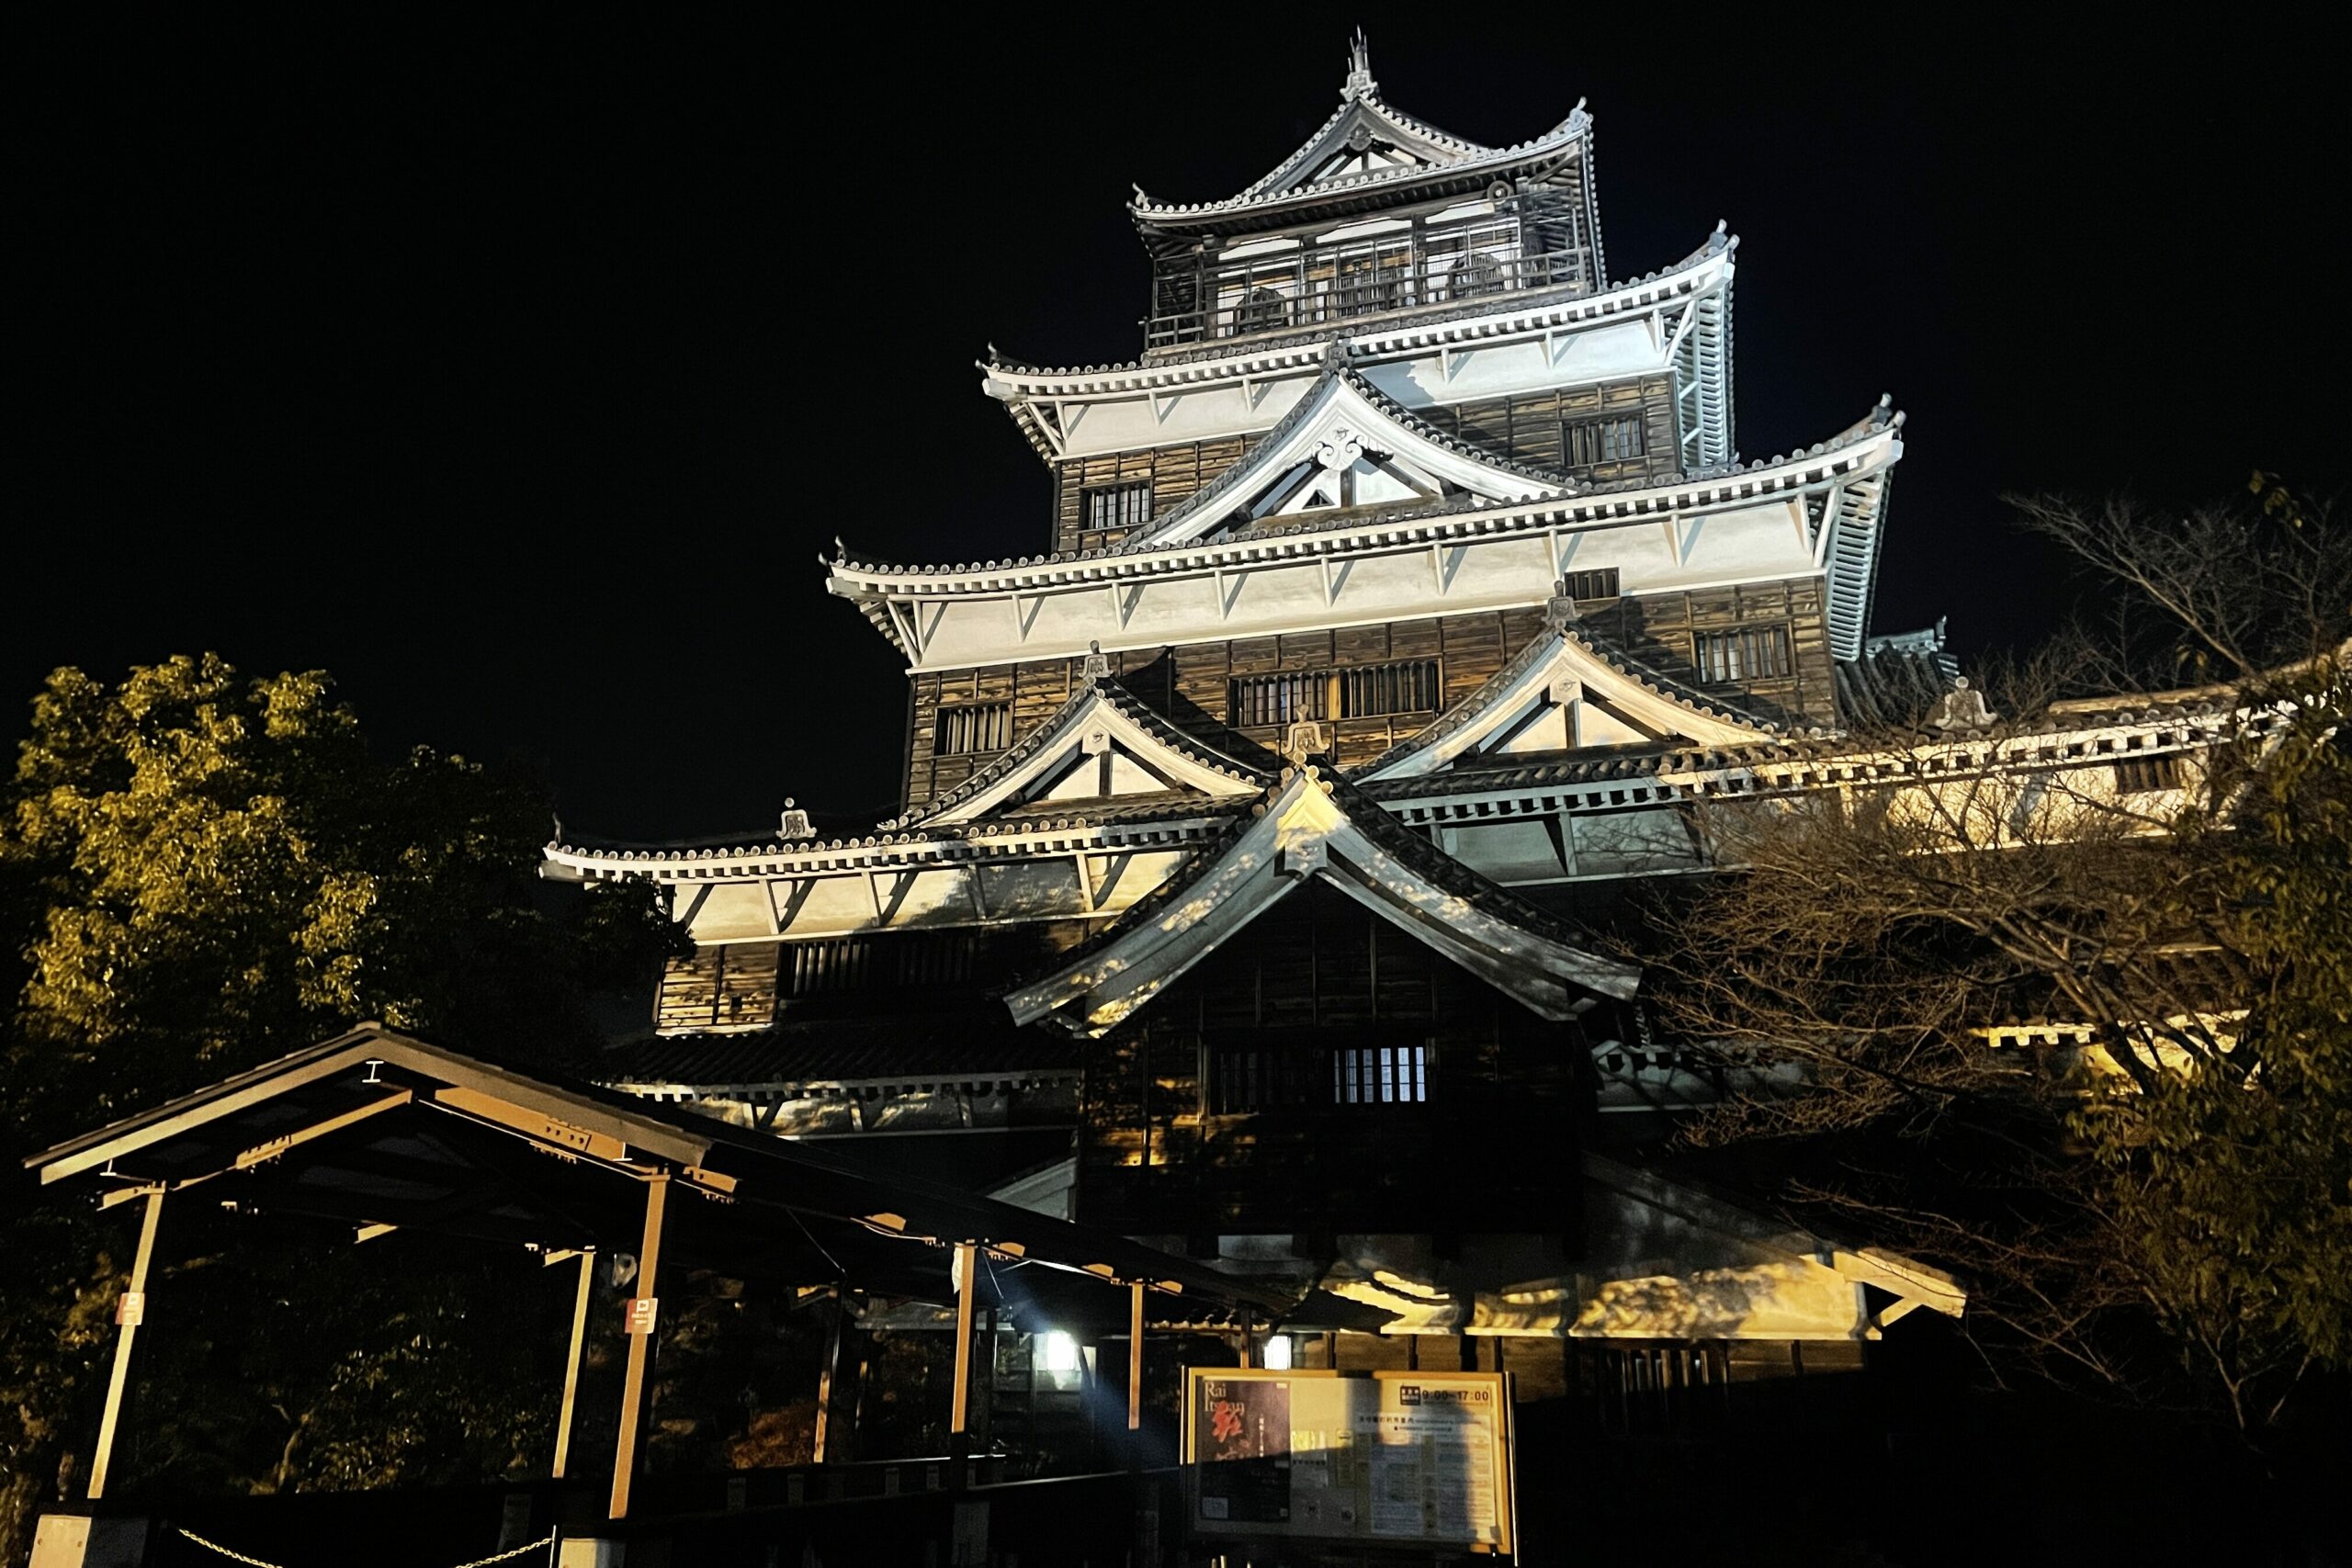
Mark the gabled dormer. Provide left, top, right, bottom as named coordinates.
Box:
left=1123, top=349, right=1567, bottom=548
left=1132, top=34, right=1602, bottom=355
left=891, top=660, right=1270, bottom=829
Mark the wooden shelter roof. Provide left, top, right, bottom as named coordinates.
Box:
left=22, top=1024, right=1288, bottom=1318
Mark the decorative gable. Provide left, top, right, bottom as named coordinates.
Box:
left=1361, top=610, right=1779, bottom=783
left=1003, top=766, right=1639, bottom=1036
left=1128, top=358, right=1566, bottom=548
left=899, top=671, right=1267, bottom=829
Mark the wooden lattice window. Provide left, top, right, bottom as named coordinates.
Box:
left=1337, top=659, right=1441, bottom=718
left=1228, top=671, right=1326, bottom=728
left=1228, top=659, right=1441, bottom=727
left=1563, top=412, right=1646, bottom=474
left=937, top=702, right=1012, bottom=755
left=1693, top=626, right=1793, bottom=684
left=1206, top=1037, right=1430, bottom=1114
left=1236, top=287, right=1291, bottom=335
left=1560, top=567, right=1621, bottom=601
left=2113, top=753, right=2183, bottom=794
left=1081, top=480, right=1151, bottom=535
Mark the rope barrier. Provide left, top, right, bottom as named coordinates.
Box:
left=174, top=1525, right=560, bottom=1568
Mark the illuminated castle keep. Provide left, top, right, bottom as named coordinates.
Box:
left=548, top=39, right=2039, bottom=1366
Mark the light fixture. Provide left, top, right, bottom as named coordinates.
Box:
left=1261, top=1334, right=1294, bottom=1371
left=1039, top=1330, right=1079, bottom=1372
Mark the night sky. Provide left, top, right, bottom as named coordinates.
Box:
left=14, top=14, right=2344, bottom=840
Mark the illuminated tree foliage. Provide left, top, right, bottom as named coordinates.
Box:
left=0, top=655, right=675, bottom=1559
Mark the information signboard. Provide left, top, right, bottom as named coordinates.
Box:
left=1183, top=1368, right=1515, bottom=1554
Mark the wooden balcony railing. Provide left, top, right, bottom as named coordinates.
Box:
left=1147, top=248, right=1590, bottom=351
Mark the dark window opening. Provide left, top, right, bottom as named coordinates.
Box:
left=1693, top=626, right=1793, bottom=684
left=1081, top=480, right=1151, bottom=536
left=2113, top=753, right=2183, bottom=794
left=1206, top=1038, right=1432, bottom=1114
left=1563, top=413, right=1646, bottom=475
left=1560, top=567, right=1621, bottom=602
left=1227, top=671, right=1325, bottom=728
left=1227, top=659, right=1442, bottom=727
left=937, top=702, right=1013, bottom=755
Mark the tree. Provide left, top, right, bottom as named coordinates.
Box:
left=0, top=655, right=677, bottom=1561
left=1637, top=485, right=2351, bottom=1440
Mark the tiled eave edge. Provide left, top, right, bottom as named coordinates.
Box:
left=1361, top=705, right=2259, bottom=826
left=544, top=812, right=1240, bottom=885
left=826, top=414, right=1901, bottom=658
left=984, top=235, right=1732, bottom=405
left=1131, top=108, right=1589, bottom=226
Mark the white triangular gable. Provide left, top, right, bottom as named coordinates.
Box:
left=918, top=683, right=1263, bottom=827
left=1135, top=371, right=1565, bottom=548
left=1003, top=769, right=1639, bottom=1036
left=1362, top=628, right=1774, bottom=782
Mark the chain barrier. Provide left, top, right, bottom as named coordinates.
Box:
left=174, top=1525, right=560, bottom=1568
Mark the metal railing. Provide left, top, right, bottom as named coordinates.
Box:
left=1148, top=248, right=1590, bottom=350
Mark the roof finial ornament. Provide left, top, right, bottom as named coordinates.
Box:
left=779, top=797, right=813, bottom=840
left=1545, top=576, right=1582, bottom=630
left=1081, top=639, right=1111, bottom=683
left=1343, top=28, right=1374, bottom=100
left=1281, top=718, right=1335, bottom=766
left=1928, top=677, right=1997, bottom=733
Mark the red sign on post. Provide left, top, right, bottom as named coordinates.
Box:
left=115, top=1292, right=146, bottom=1327
left=626, top=1297, right=659, bottom=1336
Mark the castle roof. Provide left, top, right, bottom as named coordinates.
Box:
left=1130, top=34, right=1590, bottom=235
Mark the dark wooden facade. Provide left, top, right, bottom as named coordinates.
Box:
left=900, top=581, right=1838, bottom=808
left=1070, top=884, right=1588, bottom=1239
left=1048, top=373, right=1679, bottom=554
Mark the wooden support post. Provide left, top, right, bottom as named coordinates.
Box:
left=812, top=1286, right=846, bottom=1464
left=608, top=1174, right=670, bottom=1521
left=1237, top=1308, right=1253, bottom=1370
left=1127, top=1281, right=1146, bottom=1434
left=87, top=1189, right=164, bottom=1501
left=551, top=1248, right=594, bottom=1480
left=949, top=1242, right=978, bottom=1486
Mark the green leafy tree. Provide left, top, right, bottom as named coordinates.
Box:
left=0, top=655, right=677, bottom=1560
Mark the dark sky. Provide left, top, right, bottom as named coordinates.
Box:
left=13, top=13, right=2344, bottom=840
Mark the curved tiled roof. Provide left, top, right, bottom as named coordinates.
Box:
left=985, top=229, right=1734, bottom=389
left=1133, top=96, right=1589, bottom=226
left=831, top=394, right=1900, bottom=589
left=997, top=763, right=1634, bottom=1013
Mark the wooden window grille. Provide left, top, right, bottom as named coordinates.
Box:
left=1693, top=626, right=1794, bottom=684
left=1562, top=412, right=1646, bottom=474
left=1560, top=567, right=1621, bottom=601
left=1228, top=670, right=1327, bottom=728
left=1236, top=287, right=1291, bottom=335
left=1081, top=480, right=1151, bottom=535
left=783, top=931, right=978, bottom=998
left=2113, top=752, right=2183, bottom=794
left=1450, top=250, right=1505, bottom=298
left=936, top=701, right=1012, bottom=755
left=1228, top=659, right=1441, bottom=727
left=1206, top=1039, right=1430, bottom=1114
left=1332, top=251, right=1408, bottom=317
left=1337, top=659, right=1441, bottom=718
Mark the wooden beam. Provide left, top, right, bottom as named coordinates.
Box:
left=1127, top=1280, right=1145, bottom=1433
left=86, top=1189, right=164, bottom=1500
left=551, top=1248, right=595, bottom=1480
left=233, top=1088, right=413, bottom=1169
left=949, top=1242, right=978, bottom=1438
left=608, top=1175, right=669, bottom=1520
left=812, top=1286, right=847, bottom=1464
